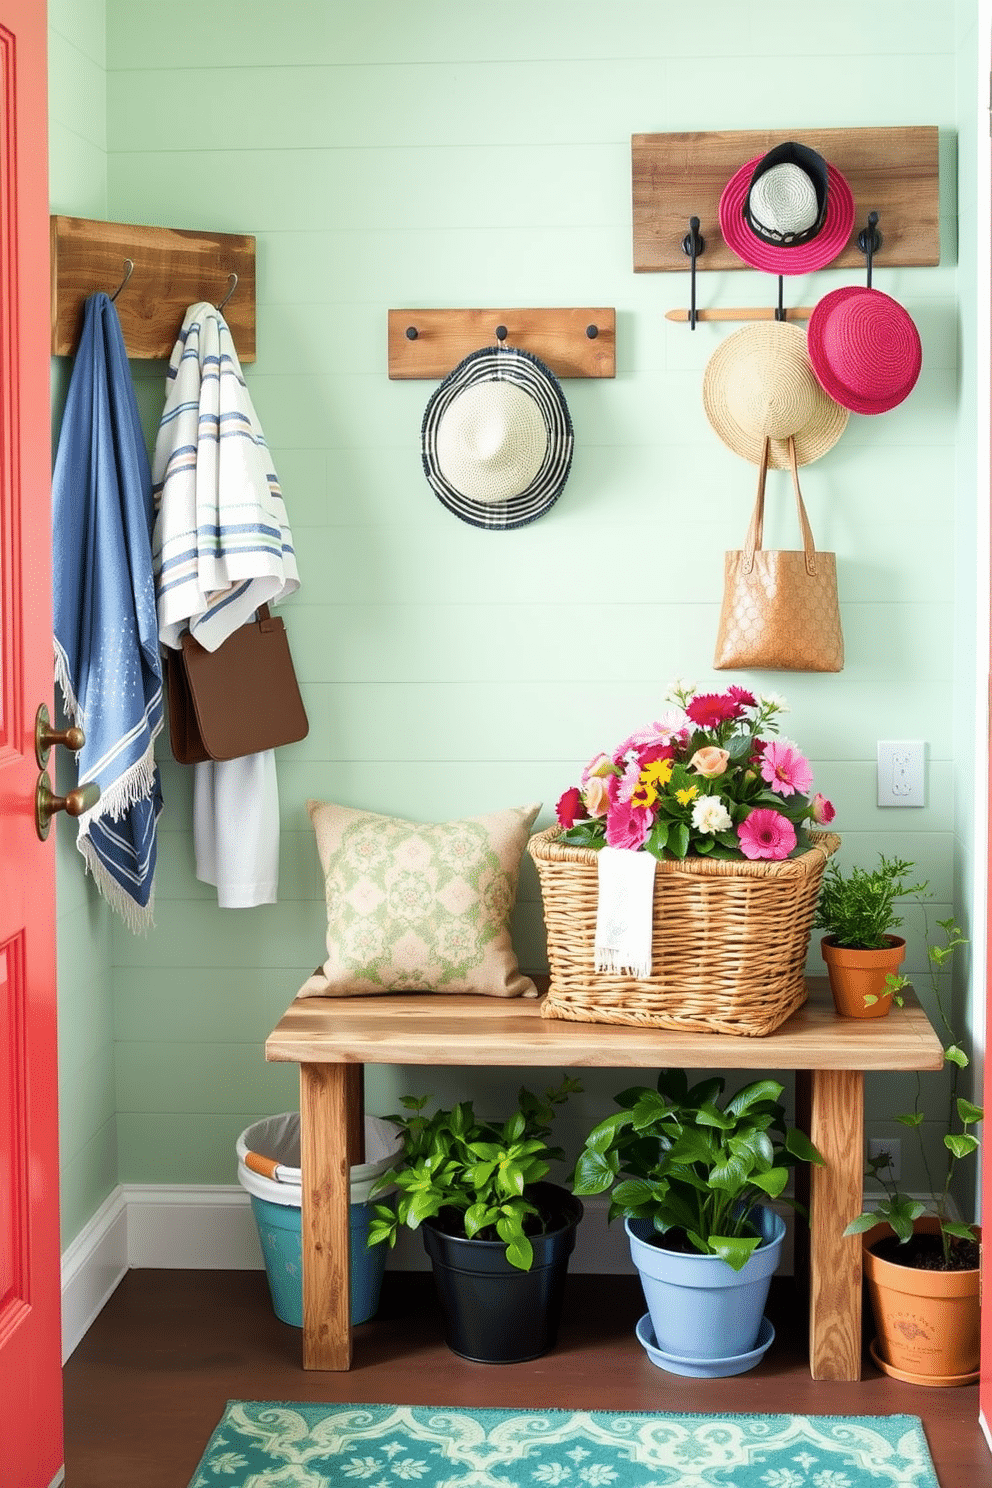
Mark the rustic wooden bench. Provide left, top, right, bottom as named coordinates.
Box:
left=265, top=976, right=943, bottom=1381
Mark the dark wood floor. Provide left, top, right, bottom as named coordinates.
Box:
left=62, top=1269, right=990, bottom=1488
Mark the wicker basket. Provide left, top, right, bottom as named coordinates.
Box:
left=527, top=827, right=840, bottom=1037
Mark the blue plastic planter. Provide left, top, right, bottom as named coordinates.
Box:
left=626, top=1205, right=785, bottom=1365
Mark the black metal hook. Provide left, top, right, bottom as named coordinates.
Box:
left=217, top=272, right=238, bottom=312
left=774, top=275, right=786, bottom=322
left=680, top=216, right=705, bottom=328
left=495, top=324, right=508, bottom=344
left=405, top=325, right=419, bottom=340
left=109, top=259, right=134, bottom=303
left=857, top=211, right=882, bottom=289
left=586, top=324, right=599, bottom=339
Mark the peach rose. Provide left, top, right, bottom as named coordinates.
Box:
left=583, top=776, right=611, bottom=818
left=582, top=752, right=614, bottom=784
left=688, top=746, right=731, bottom=778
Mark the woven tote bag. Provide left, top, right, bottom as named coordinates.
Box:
left=714, top=436, right=843, bottom=672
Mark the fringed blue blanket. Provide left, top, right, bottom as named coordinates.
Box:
left=53, top=293, right=163, bottom=931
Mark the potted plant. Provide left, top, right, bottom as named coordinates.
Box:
left=812, top=853, right=929, bottom=1017
left=842, top=915, right=983, bottom=1384
left=367, top=1076, right=583, bottom=1363
left=572, top=1069, right=823, bottom=1377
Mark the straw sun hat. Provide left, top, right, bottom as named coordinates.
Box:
left=421, top=346, right=574, bottom=529
left=719, top=141, right=856, bottom=276
left=702, top=321, right=849, bottom=467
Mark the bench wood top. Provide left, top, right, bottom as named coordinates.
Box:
left=266, top=976, right=944, bottom=1072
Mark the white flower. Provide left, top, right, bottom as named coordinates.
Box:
left=691, top=796, right=733, bottom=834
left=579, top=1466, right=618, bottom=1486
left=343, top=1459, right=383, bottom=1480
left=757, top=691, right=790, bottom=714
left=533, top=1465, right=572, bottom=1485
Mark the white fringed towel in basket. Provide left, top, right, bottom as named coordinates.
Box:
left=594, top=846, right=656, bottom=978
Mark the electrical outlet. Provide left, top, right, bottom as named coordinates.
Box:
left=877, top=740, right=925, bottom=807
left=868, top=1136, right=901, bottom=1181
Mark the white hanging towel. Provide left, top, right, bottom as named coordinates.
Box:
left=594, top=846, right=656, bottom=978
left=152, top=303, right=300, bottom=907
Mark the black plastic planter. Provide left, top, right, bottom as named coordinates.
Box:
left=421, top=1182, right=583, bottom=1363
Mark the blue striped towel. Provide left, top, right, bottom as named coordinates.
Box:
left=52, top=293, right=164, bottom=931
left=152, top=303, right=299, bottom=650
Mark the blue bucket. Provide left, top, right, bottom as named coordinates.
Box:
left=237, top=1112, right=401, bottom=1329
left=248, top=1189, right=388, bottom=1327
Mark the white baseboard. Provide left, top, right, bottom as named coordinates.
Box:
left=64, top=1183, right=949, bottom=1360
left=60, top=1187, right=127, bottom=1364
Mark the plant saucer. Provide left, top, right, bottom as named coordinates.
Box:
left=635, top=1313, right=775, bottom=1378
left=868, top=1337, right=980, bottom=1387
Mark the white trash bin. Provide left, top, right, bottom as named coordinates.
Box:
left=236, top=1112, right=401, bottom=1327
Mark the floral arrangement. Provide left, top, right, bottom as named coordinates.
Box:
left=555, top=682, right=835, bottom=863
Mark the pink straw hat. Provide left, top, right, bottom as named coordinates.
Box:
left=720, top=142, right=856, bottom=275
left=806, top=286, right=923, bottom=415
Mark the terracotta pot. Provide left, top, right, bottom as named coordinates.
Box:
left=820, top=934, right=906, bottom=1018
left=862, top=1216, right=981, bottom=1385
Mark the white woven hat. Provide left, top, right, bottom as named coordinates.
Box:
left=422, top=346, right=573, bottom=528
left=702, top=322, right=849, bottom=466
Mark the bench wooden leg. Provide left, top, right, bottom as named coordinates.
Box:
left=806, top=1067, right=865, bottom=1381
left=299, top=1061, right=362, bottom=1370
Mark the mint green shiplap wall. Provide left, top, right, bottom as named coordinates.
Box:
left=48, top=0, right=118, bottom=1249
left=94, top=0, right=970, bottom=1205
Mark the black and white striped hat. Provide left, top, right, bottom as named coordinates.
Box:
left=421, top=346, right=573, bottom=529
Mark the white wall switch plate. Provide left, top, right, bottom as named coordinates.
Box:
left=877, top=740, right=926, bottom=807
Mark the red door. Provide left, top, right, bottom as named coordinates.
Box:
left=0, top=3, right=64, bottom=1485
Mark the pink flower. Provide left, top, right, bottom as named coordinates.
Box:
left=605, top=800, right=653, bottom=851
left=583, top=776, right=611, bottom=818
left=556, top=787, right=588, bottom=829
left=810, top=792, right=836, bottom=825
left=726, top=686, right=756, bottom=708
left=688, top=746, right=731, bottom=778
left=582, top=752, right=614, bottom=785
left=737, top=809, right=797, bottom=861
left=760, top=741, right=814, bottom=797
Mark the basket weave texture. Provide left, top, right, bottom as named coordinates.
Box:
left=527, top=826, right=840, bottom=1038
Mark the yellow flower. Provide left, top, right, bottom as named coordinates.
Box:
left=675, top=786, right=699, bottom=806
left=642, top=759, right=674, bottom=788
left=631, top=780, right=658, bottom=809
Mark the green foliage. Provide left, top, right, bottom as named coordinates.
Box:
left=366, top=1076, right=582, bottom=1272
left=571, top=1069, right=823, bottom=1272
left=812, top=854, right=929, bottom=950
left=842, top=916, right=984, bottom=1265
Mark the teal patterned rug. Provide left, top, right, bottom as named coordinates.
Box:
left=187, top=1402, right=939, bottom=1487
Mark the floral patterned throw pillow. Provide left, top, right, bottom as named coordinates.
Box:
left=298, top=800, right=541, bottom=998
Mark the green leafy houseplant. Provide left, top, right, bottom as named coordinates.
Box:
left=812, top=854, right=928, bottom=951
left=843, top=914, right=983, bottom=1267
left=571, top=1069, right=823, bottom=1272
left=367, top=1076, right=582, bottom=1271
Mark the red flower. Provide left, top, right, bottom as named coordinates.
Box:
left=685, top=693, right=741, bottom=729
left=556, top=787, right=588, bottom=829
left=726, top=686, right=756, bottom=709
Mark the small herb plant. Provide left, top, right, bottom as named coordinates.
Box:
left=813, top=853, right=929, bottom=951
left=844, top=914, right=983, bottom=1266
left=571, top=1069, right=823, bottom=1272
left=367, top=1076, right=582, bottom=1271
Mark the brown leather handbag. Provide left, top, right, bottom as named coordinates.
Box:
left=166, top=604, right=309, bottom=763
left=714, top=436, right=844, bottom=673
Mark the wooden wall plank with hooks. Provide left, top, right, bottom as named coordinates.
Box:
left=51, top=216, right=256, bottom=360
left=388, top=308, right=616, bottom=379
left=632, top=125, right=939, bottom=273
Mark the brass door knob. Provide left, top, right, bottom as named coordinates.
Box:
left=34, top=771, right=100, bottom=841
left=35, top=703, right=85, bottom=768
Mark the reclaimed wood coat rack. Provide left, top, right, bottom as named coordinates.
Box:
left=632, top=125, right=940, bottom=327
left=388, top=307, right=616, bottom=379
left=51, top=215, right=257, bottom=361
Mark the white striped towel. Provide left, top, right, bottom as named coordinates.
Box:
left=152, top=303, right=298, bottom=652
left=594, top=847, right=656, bottom=978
